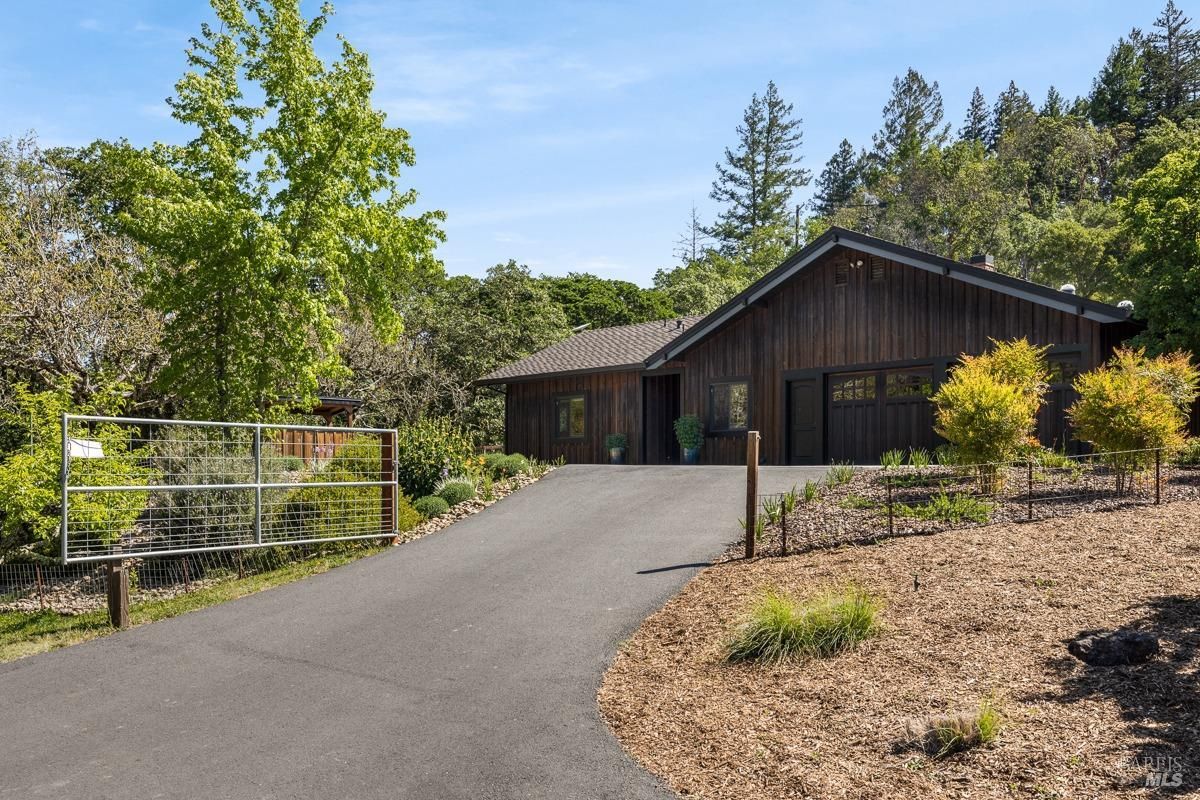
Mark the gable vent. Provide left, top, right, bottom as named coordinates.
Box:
left=869, top=255, right=885, bottom=281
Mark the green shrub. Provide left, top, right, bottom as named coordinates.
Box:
left=801, top=480, right=820, bottom=503
left=934, top=444, right=963, bottom=466
left=908, top=700, right=1001, bottom=758
left=725, top=585, right=881, bottom=663
left=436, top=477, right=476, bottom=506
left=1070, top=348, right=1197, bottom=490
left=412, top=495, right=450, bottom=519
left=933, top=338, right=1050, bottom=491
left=489, top=453, right=530, bottom=479
left=673, top=414, right=704, bottom=449
left=395, top=418, right=474, bottom=498
left=840, top=494, right=877, bottom=510
left=395, top=496, right=422, bottom=533
left=281, top=456, right=305, bottom=472
left=907, top=448, right=931, bottom=469
left=880, top=449, right=904, bottom=468
left=1176, top=438, right=1200, bottom=467
left=605, top=433, right=628, bottom=450
left=0, top=383, right=154, bottom=560
left=896, top=492, right=993, bottom=524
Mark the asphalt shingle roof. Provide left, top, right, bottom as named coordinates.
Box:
left=478, top=316, right=703, bottom=383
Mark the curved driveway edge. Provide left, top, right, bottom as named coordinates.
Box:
left=0, top=464, right=826, bottom=800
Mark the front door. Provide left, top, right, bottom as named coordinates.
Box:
left=787, top=377, right=822, bottom=464
left=642, top=374, right=681, bottom=464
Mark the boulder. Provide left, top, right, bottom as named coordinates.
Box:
left=1068, top=630, right=1159, bottom=666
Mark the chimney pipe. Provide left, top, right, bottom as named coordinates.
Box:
left=968, top=254, right=994, bottom=271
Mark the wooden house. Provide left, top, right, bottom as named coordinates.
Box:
left=478, top=227, right=1140, bottom=465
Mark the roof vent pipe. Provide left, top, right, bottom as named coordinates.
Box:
left=1118, top=299, right=1134, bottom=313
left=1059, top=283, right=1076, bottom=295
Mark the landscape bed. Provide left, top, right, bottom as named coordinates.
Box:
left=599, top=500, right=1200, bottom=799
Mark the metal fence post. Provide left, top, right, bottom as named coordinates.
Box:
left=1027, top=459, right=1034, bottom=520
left=780, top=507, right=788, bottom=558
left=745, top=430, right=759, bottom=559
left=253, top=424, right=263, bottom=546
left=1155, top=448, right=1161, bottom=505
left=60, top=413, right=69, bottom=565
left=886, top=473, right=894, bottom=539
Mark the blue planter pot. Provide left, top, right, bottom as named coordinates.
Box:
left=682, top=447, right=700, bottom=465
left=609, top=448, right=626, bottom=465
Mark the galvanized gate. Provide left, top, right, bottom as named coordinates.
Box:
left=60, top=415, right=399, bottom=564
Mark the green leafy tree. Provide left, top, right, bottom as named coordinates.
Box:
left=812, top=139, right=859, bottom=216
left=542, top=273, right=673, bottom=329
left=0, top=137, right=163, bottom=406
left=98, top=0, right=443, bottom=421
left=959, top=86, right=989, bottom=144
left=1119, top=144, right=1200, bottom=356
left=707, top=81, right=810, bottom=251
left=1018, top=202, right=1129, bottom=299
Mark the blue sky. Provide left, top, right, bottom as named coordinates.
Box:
left=0, top=1, right=1169, bottom=285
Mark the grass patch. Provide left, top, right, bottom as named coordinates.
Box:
left=0, top=545, right=383, bottom=663
left=825, top=461, right=856, bottom=487
left=907, top=699, right=1002, bottom=758
left=725, top=585, right=881, bottom=664
left=839, top=493, right=878, bottom=510
left=895, top=491, right=993, bottom=524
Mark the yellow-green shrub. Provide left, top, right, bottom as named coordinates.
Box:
left=931, top=338, right=1049, bottom=490
left=1069, top=348, right=1196, bottom=487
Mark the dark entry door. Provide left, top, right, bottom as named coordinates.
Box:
left=787, top=377, right=822, bottom=464
left=642, top=374, right=681, bottom=464
left=826, top=367, right=937, bottom=464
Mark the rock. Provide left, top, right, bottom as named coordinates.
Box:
left=1068, top=629, right=1159, bottom=666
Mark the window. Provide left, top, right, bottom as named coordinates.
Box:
left=830, top=374, right=876, bottom=403
left=885, top=370, right=933, bottom=398
left=708, top=381, right=749, bottom=432
left=1047, top=352, right=1082, bottom=385
left=554, top=394, right=585, bottom=439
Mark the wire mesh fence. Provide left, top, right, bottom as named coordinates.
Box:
left=749, top=448, right=1200, bottom=558
left=0, top=543, right=379, bottom=615
left=61, top=415, right=398, bottom=563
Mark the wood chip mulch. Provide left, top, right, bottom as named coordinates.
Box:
left=599, top=500, right=1200, bottom=799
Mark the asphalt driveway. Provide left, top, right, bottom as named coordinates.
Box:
left=0, top=464, right=826, bottom=800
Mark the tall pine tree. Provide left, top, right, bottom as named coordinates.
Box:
left=872, top=68, right=948, bottom=165
left=812, top=139, right=859, bottom=215
left=989, top=81, right=1035, bottom=148
left=706, top=81, right=810, bottom=250
left=1140, top=1, right=1200, bottom=124
left=1088, top=36, right=1146, bottom=128
left=1040, top=86, right=1066, bottom=117
left=959, top=86, right=989, bottom=143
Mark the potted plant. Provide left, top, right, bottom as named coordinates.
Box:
left=673, top=415, right=704, bottom=465
left=605, top=433, right=628, bottom=465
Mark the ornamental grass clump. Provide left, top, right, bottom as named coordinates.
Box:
left=907, top=699, right=1002, bottom=759
left=932, top=338, right=1050, bottom=492
left=725, top=585, right=881, bottom=664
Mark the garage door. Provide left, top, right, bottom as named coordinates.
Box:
left=826, top=367, right=937, bottom=464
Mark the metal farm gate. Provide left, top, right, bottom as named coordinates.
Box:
left=60, top=415, right=399, bottom=564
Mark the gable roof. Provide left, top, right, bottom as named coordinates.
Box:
left=477, top=316, right=704, bottom=384
left=643, top=226, right=1134, bottom=368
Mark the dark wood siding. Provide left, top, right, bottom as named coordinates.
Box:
left=504, top=371, right=643, bottom=463
left=500, top=246, right=1129, bottom=466
left=677, top=250, right=1111, bottom=465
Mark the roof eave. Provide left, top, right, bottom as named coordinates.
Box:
left=474, top=362, right=648, bottom=387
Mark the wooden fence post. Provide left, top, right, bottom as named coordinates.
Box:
left=1027, top=459, right=1034, bottom=520
left=745, top=430, right=759, bottom=560
left=381, top=431, right=397, bottom=541
left=886, top=473, right=894, bottom=539
left=106, top=560, right=130, bottom=629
